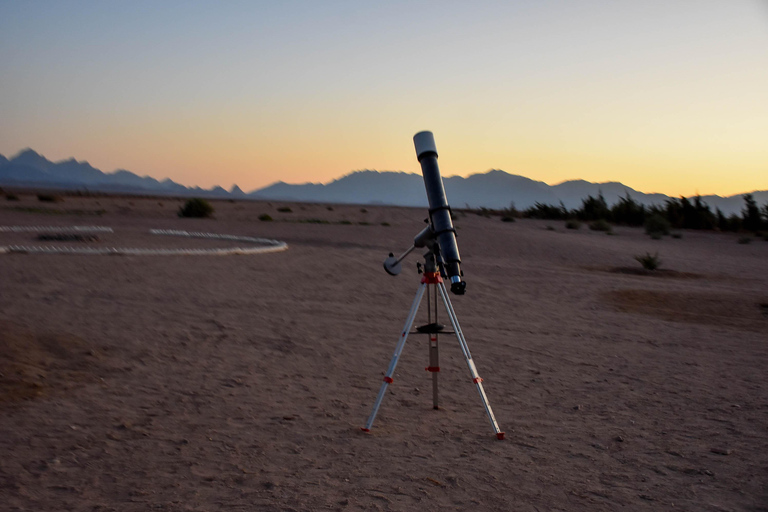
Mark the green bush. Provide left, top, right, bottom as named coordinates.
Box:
left=276, top=206, right=292, bottom=213
left=380, top=222, right=390, bottom=227
left=645, top=214, right=671, bottom=237
left=258, top=214, right=273, bottom=221
left=589, top=219, right=612, bottom=232
left=178, top=198, right=214, bottom=218
left=565, top=220, right=581, bottom=230
left=635, top=252, right=661, bottom=270
left=501, top=215, right=516, bottom=222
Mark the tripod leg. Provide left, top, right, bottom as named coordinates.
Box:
left=362, top=283, right=427, bottom=432
left=429, top=334, right=439, bottom=409
left=437, top=282, right=505, bottom=440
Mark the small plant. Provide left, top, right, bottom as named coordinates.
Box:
left=737, top=236, right=751, bottom=244
left=671, top=233, right=682, bottom=239
left=37, top=194, right=62, bottom=203
left=501, top=214, right=516, bottom=222
left=5, top=193, right=19, bottom=201
left=178, top=198, right=214, bottom=218
left=565, top=220, right=581, bottom=230
left=545, top=225, right=555, bottom=231
left=360, top=208, right=368, bottom=213
left=326, top=206, right=334, bottom=211
left=635, top=252, right=661, bottom=271
left=380, top=222, right=390, bottom=227
left=358, top=221, right=370, bottom=226
left=258, top=214, right=273, bottom=221
left=589, top=219, right=612, bottom=232
left=276, top=206, right=292, bottom=213
left=645, top=214, right=671, bottom=237
left=339, top=220, right=352, bottom=225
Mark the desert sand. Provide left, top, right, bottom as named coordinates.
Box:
left=1, top=194, right=766, bottom=511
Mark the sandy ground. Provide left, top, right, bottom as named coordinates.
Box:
left=0, top=194, right=767, bottom=511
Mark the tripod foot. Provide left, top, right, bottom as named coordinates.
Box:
left=496, top=432, right=506, bottom=440
left=360, top=427, right=370, bottom=433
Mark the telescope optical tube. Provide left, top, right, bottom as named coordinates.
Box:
left=413, top=131, right=466, bottom=295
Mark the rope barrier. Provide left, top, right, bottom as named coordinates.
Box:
left=0, top=226, right=288, bottom=256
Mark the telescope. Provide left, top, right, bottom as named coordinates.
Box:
left=363, top=131, right=504, bottom=439
left=383, top=131, right=467, bottom=295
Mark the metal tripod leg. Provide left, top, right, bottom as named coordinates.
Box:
left=437, top=282, right=505, bottom=440
left=362, top=283, right=427, bottom=432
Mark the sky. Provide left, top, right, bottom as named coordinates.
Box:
left=1, top=0, right=767, bottom=196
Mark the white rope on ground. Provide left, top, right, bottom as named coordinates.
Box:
left=0, top=225, right=114, bottom=233
left=0, top=226, right=288, bottom=256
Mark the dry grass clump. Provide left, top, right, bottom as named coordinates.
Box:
left=178, top=198, right=214, bottom=218
left=635, top=252, right=661, bottom=270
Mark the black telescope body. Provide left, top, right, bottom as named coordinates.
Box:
left=413, top=131, right=466, bottom=295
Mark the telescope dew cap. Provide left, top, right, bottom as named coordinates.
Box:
left=413, top=131, right=438, bottom=160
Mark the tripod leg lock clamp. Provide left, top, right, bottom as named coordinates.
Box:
left=473, top=377, right=484, bottom=383
left=425, top=366, right=440, bottom=372
left=383, top=376, right=394, bottom=384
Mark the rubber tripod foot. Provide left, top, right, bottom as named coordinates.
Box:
left=360, top=427, right=370, bottom=433
left=496, top=432, right=505, bottom=440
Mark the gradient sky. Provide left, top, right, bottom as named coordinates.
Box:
left=1, top=1, right=767, bottom=196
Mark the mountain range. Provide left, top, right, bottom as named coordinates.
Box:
left=1, top=149, right=765, bottom=215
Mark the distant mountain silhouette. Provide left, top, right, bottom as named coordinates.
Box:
left=1, top=148, right=765, bottom=215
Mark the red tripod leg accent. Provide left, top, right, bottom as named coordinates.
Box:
left=383, top=376, right=393, bottom=384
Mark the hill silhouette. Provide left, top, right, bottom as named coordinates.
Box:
left=1, top=148, right=764, bottom=215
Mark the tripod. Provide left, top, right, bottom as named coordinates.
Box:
left=362, top=251, right=505, bottom=440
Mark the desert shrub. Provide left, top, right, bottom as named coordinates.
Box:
left=741, top=194, right=762, bottom=232
left=500, top=203, right=519, bottom=222
left=644, top=214, right=671, bottom=237
left=635, top=252, right=661, bottom=270
left=178, top=198, right=214, bottom=218
left=360, top=208, right=368, bottom=213
left=671, top=233, right=682, bottom=239
left=565, top=220, right=581, bottom=230
left=358, top=221, right=370, bottom=226
left=339, top=220, right=352, bottom=225
left=589, top=219, right=612, bottom=232
left=545, top=225, right=555, bottom=231
left=610, top=193, right=646, bottom=226
left=380, top=222, right=390, bottom=226
left=6, top=193, right=19, bottom=201
left=258, top=214, right=273, bottom=221
left=577, top=193, right=610, bottom=221
left=663, top=196, right=716, bottom=230
left=524, top=201, right=568, bottom=220
left=37, top=194, right=62, bottom=203
left=737, top=236, right=752, bottom=244
left=326, top=206, right=334, bottom=211
left=276, top=206, right=292, bottom=213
